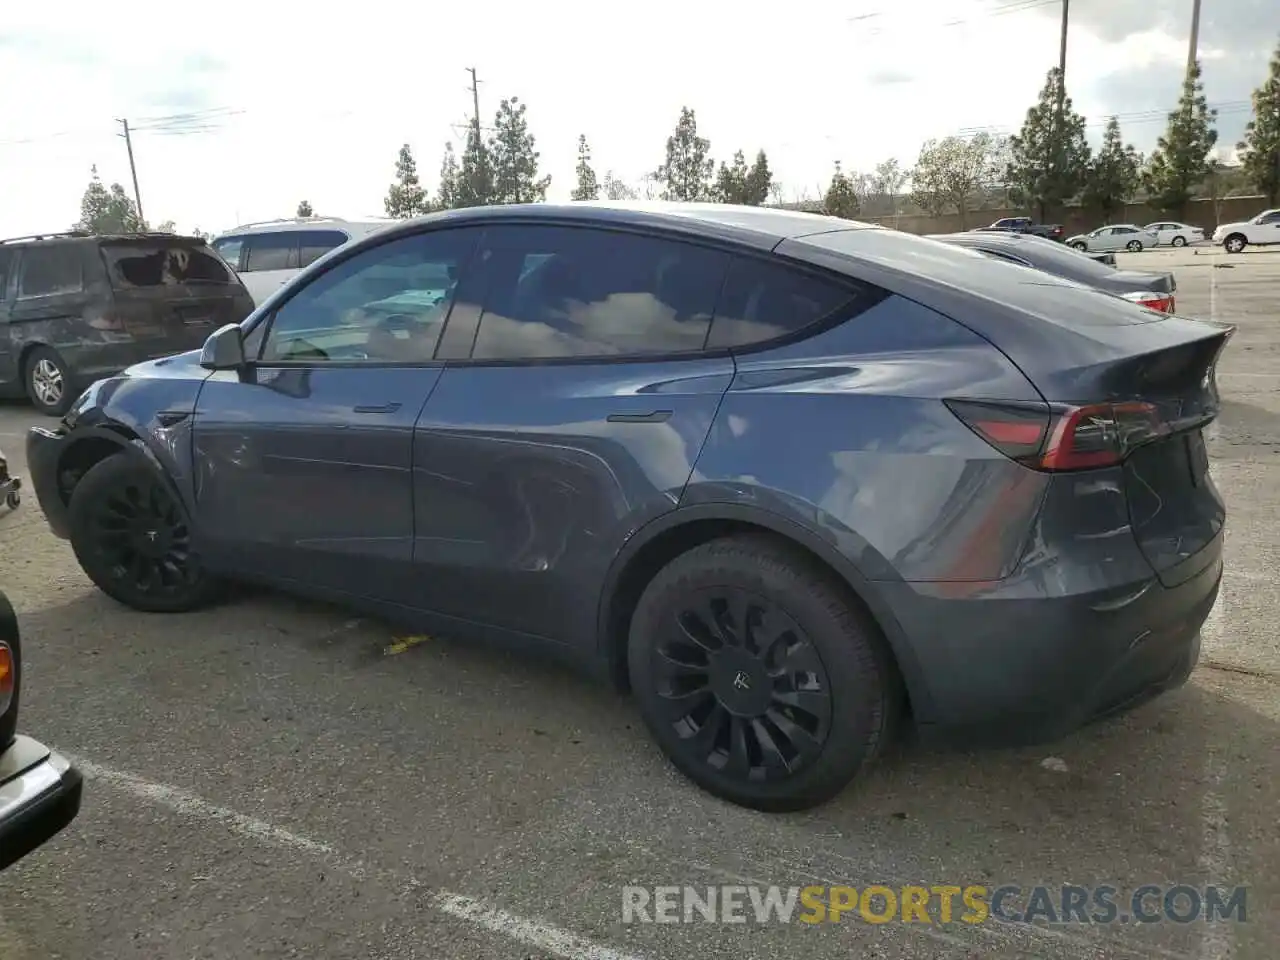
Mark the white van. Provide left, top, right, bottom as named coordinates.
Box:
left=210, top=217, right=392, bottom=305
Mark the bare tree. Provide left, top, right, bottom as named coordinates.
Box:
left=910, top=133, right=1003, bottom=227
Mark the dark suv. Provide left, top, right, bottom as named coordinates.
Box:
left=0, top=231, right=255, bottom=415
left=25, top=203, right=1228, bottom=811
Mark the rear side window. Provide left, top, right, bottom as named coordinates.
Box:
left=17, top=245, right=83, bottom=298
left=100, top=240, right=237, bottom=288
left=243, top=234, right=299, bottom=272
left=470, top=226, right=729, bottom=360
left=707, top=257, right=856, bottom=349
left=212, top=236, right=245, bottom=269
left=296, top=230, right=350, bottom=268
left=0, top=249, right=12, bottom=297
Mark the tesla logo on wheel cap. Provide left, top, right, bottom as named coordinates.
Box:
left=733, top=671, right=751, bottom=691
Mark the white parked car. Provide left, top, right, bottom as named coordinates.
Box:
left=211, top=217, right=392, bottom=305
left=1066, top=224, right=1159, bottom=253
left=1142, top=221, right=1205, bottom=247
left=1211, top=208, right=1280, bottom=253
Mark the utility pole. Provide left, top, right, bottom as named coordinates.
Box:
left=1186, top=0, right=1203, bottom=77
left=1050, top=0, right=1069, bottom=223
left=466, top=67, right=488, bottom=201
left=116, top=118, right=145, bottom=227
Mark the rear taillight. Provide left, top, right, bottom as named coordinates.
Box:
left=1120, top=291, right=1174, bottom=314
left=0, top=642, right=13, bottom=716
left=946, top=399, right=1169, bottom=472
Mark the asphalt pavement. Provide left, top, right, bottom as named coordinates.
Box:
left=0, top=243, right=1276, bottom=960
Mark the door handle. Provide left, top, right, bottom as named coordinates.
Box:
left=607, top=410, right=672, bottom=424
left=352, top=402, right=402, bottom=414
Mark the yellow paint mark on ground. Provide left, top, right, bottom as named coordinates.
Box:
left=385, top=634, right=431, bottom=656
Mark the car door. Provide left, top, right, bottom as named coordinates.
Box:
left=409, top=223, right=736, bottom=649
left=237, top=232, right=302, bottom=305
left=191, top=225, right=483, bottom=603
left=1252, top=210, right=1280, bottom=244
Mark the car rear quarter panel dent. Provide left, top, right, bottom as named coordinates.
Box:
left=685, top=294, right=1051, bottom=584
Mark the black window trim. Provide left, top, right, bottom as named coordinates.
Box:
left=239, top=216, right=884, bottom=371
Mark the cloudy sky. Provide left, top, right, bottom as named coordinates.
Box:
left=1, top=0, right=1276, bottom=238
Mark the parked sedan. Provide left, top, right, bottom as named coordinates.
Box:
left=1067, top=224, right=1159, bottom=253
left=1143, top=221, right=1206, bottom=248
left=27, top=202, right=1229, bottom=812
left=0, top=588, right=83, bottom=871
left=931, top=231, right=1178, bottom=311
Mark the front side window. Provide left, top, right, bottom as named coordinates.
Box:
left=705, top=256, right=857, bottom=349
left=17, top=245, right=83, bottom=298
left=258, top=229, right=478, bottom=364
left=212, top=237, right=245, bottom=269
left=296, top=230, right=350, bottom=268
left=243, top=234, right=299, bottom=273
left=1257, top=210, right=1280, bottom=224
left=470, top=226, right=729, bottom=360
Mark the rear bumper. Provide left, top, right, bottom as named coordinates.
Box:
left=882, top=531, right=1222, bottom=748
left=25, top=425, right=72, bottom=539
left=0, top=736, right=83, bottom=871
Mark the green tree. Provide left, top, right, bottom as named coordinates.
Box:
left=713, top=150, right=752, bottom=203
left=1237, top=39, right=1280, bottom=205
left=455, top=124, right=494, bottom=207
left=155, top=219, right=177, bottom=234
left=655, top=107, right=714, bottom=201
left=75, top=166, right=145, bottom=233
left=744, top=150, right=773, bottom=205
left=602, top=170, right=637, bottom=201
left=870, top=158, right=911, bottom=217
left=1082, top=117, right=1141, bottom=220
left=1005, top=67, right=1091, bottom=220
left=910, top=133, right=1001, bottom=226
left=296, top=200, right=314, bottom=217
left=384, top=144, right=427, bottom=218
left=571, top=134, right=599, bottom=201
left=1143, top=61, right=1218, bottom=217
left=437, top=142, right=460, bottom=210
left=489, top=97, right=550, bottom=204
left=822, top=162, right=861, bottom=219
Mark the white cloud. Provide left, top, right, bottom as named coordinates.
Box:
left=0, top=0, right=1271, bottom=238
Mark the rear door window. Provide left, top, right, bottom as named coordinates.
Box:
left=705, top=256, right=858, bottom=349
left=212, top=236, right=245, bottom=269
left=296, top=230, right=350, bottom=268
left=0, top=249, right=12, bottom=299
left=243, top=233, right=300, bottom=272
left=100, top=239, right=238, bottom=288
left=16, top=245, right=84, bottom=298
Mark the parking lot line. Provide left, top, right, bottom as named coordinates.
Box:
left=67, top=754, right=652, bottom=960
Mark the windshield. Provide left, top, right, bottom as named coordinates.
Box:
left=100, top=238, right=237, bottom=288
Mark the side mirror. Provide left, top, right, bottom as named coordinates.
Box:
left=200, top=323, right=248, bottom=371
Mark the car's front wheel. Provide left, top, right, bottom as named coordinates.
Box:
left=1070, top=241, right=1087, bottom=251
left=627, top=535, right=899, bottom=812
left=68, top=454, right=224, bottom=613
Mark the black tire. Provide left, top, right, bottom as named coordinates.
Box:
left=5, top=492, right=18, bottom=509
left=68, top=454, right=223, bottom=613
left=627, top=535, right=900, bottom=812
left=1172, top=235, right=1187, bottom=247
left=24, top=346, right=74, bottom=417
left=1126, top=239, right=1144, bottom=252
left=1224, top=234, right=1246, bottom=254
left=1070, top=241, right=1087, bottom=251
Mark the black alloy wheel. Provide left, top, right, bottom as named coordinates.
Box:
left=628, top=535, right=899, bottom=812
left=650, top=586, right=834, bottom=783
left=68, top=455, right=223, bottom=612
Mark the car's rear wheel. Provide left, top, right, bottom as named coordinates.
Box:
left=627, top=535, right=898, bottom=812
left=24, top=346, right=73, bottom=417
left=1172, top=235, right=1187, bottom=247
left=1224, top=234, right=1247, bottom=254
left=68, top=454, right=223, bottom=613
left=1070, top=241, right=1087, bottom=251
left=1126, top=240, right=1144, bottom=252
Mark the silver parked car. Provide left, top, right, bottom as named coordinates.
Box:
left=1143, top=221, right=1205, bottom=248
left=1067, top=224, right=1159, bottom=253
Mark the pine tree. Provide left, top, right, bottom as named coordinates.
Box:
left=384, top=144, right=427, bottom=218
left=1237, top=40, right=1280, bottom=206
left=1005, top=67, right=1091, bottom=220
left=714, top=150, right=752, bottom=203
left=455, top=124, right=494, bottom=208
left=602, top=171, right=637, bottom=201
left=823, top=162, right=861, bottom=219
left=296, top=200, right=314, bottom=217
left=655, top=107, right=714, bottom=201
left=437, top=142, right=460, bottom=210
left=1082, top=117, right=1141, bottom=221
left=571, top=134, right=599, bottom=201
left=745, top=150, right=773, bottom=206
left=1144, top=61, right=1218, bottom=218
left=488, top=97, right=550, bottom=204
